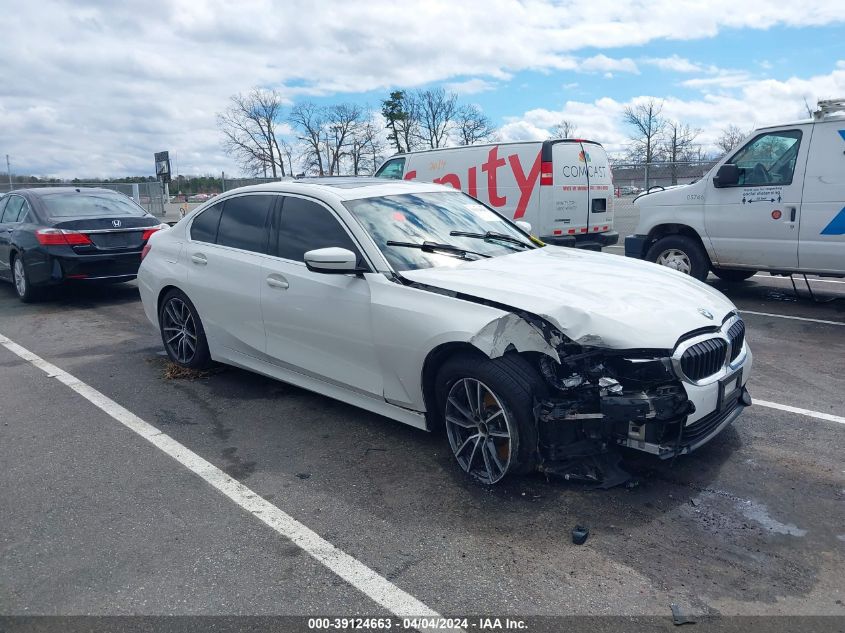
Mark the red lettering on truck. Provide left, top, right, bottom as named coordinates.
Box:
left=433, top=173, right=461, bottom=189
left=481, top=146, right=507, bottom=207
left=403, top=170, right=417, bottom=180
left=509, top=151, right=541, bottom=219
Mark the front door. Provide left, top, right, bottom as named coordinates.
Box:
left=261, top=195, right=382, bottom=397
left=704, top=126, right=810, bottom=269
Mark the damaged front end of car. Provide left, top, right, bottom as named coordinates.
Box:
left=486, top=311, right=749, bottom=488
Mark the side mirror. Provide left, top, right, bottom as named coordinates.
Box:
left=304, top=247, right=362, bottom=274
left=515, top=220, right=532, bottom=233
left=713, top=163, right=739, bottom=188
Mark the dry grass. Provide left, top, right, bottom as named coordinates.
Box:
left=147, top=356, right=224, bottom=381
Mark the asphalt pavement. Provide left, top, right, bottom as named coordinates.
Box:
left=0, top=225, right=843, bottom=628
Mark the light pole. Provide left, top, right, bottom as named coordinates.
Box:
left=5, top=155, right=12, bottom=191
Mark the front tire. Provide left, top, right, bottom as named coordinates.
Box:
left=711, top=267, right=757, bottom=282
left=435, top=353, right=543, bottom=484
left=159, top=289, right=211, bottom=369
left=646, top=235, right=710, bottom=281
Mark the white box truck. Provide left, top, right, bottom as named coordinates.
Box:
left=375, top=140, right=618, bottom=249
left=625, top=99, right=845, bottom=280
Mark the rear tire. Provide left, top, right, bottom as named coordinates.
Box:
left=435, top=352, right=544, bottom=484
left=159, top=288, right=211, bottom=369
left=646, top=235, right=710, bottom=281
left=11, top=254, right=40, bottom=303
left=711, top=267, right=757, bottom=282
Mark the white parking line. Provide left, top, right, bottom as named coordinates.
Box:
left=0, top=333, right=443, bottom=621
left=740, top=310, right=845, bottom=327
left=755, top=400, right=845, bottom=425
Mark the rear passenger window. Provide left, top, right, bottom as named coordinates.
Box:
left=1, top=196, right=24, bottom=223
left=216, top=195, right=273, bottom=253
left=276, top=197, right=359, bottom=262
left=190, top=202, right=223, bottom=243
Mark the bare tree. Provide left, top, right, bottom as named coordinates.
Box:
left=716, top=124, right=749, bottom=156
left=279, top=139, right=296, bottom=178
left=454, top=104, right=497, bottom=145
left=217, top=89, right=287, bottom=177
left=349, top=114, right=385, bottom=175
left=416, top=87, right=458, bottom=149
left=289, top=102, right=327, bottom=176
left=548, top=119, right=578, bottom=140
left=623, top=99, right=665, bottom=188
left=661, top=121, right=701, bottom=184
left=324, top=103, right=364, bottom=175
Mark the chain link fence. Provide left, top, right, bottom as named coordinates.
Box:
left=0, top=180, right=167, bottom=217
left=610, top=160, right=717, bottom=193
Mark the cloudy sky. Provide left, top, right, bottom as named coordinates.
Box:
left=1, top=0, right=844, bottom=178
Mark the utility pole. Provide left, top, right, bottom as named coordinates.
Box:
left=5, top=155, right=12, bottom=191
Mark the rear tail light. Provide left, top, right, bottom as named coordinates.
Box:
left=141, top=224, right=168, bottom=241
left=35, top=228, right=92, bottom=246
left=540, top=161, right=553, bottom=186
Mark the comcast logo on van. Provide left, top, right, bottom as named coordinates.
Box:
left=578, top=150, right=591, bottom=163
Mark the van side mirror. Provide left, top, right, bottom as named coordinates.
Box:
left=713, top=163, right=739, bottom=188
left=515, top=220, right=532, bottom=233
left=304, top=247, right=364, bottom=274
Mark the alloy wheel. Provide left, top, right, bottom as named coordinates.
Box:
left=444, top=377, right=514, bottom=484
left=13, top=258, right=26, bottom=297
left=656, top=248, right=692, bottom=275
left=161, top=297, right=198, bottom=364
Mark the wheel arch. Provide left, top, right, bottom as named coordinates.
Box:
left=646, top=223, right=714, bottom=263
left=421, top=342, right=487, bottom=430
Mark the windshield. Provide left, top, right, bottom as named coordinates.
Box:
left=41, top=192, right=150, bottom=219
left=343, top=191, right=535, bottom=271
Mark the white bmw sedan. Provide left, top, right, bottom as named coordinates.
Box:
left=139, top=178, right=752, bottom=485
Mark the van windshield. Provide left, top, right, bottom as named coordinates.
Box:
left=344, top=191, right=536, bottom=271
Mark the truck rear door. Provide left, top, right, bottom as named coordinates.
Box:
left=549, top=141, right=589, bottom=240
left=584, top=142, right=614, bottom=237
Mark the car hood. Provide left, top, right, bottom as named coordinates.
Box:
left=400, top=246, right=736, bottom=350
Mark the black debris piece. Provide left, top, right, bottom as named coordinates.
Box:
left=571, top=526, right=589, bottom=545
left=670, top=603, right=696, bottom=626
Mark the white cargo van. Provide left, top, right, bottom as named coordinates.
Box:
left=626, top=99, right=845, bottom=280
left=375, top=140, right=618, bottom=249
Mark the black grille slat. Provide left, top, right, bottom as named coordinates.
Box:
left=727, top=319, right=745, bottom=362
left=680, top=337, right=728, bottom=381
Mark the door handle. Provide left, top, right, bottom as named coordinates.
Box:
left=788, top=207, right=797, bottom=222
left=190, top=253, right=207, bottom=265
left=266, top=274, right=289, bottom=289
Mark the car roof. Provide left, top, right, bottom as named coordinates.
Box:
left=9, top=187, right=127, bottom=197
left=220, top=177, right=456, bottom=201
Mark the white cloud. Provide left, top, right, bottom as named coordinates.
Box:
left=499, top=64, right=845, bottom=155
left=443, top=78, right=499, bottom=95
left=0, top=0, right=843, bottom=176
left=581, top=54, right=639, bottom=74
left=643, top=55, right=706, bottom=73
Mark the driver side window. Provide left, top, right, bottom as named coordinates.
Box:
left=729, top=130, right=802, bottom=187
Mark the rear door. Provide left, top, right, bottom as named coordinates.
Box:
left=550, top=141, right=590, bottom=238
left=798, top=121, right=845, bottom=273
left=185, top=194, right=273, bottom=359
left=585, top=143, right=614, bottom=236
left=0, top=195, right=22, bottom=278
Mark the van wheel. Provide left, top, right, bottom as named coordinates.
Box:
left=646, top=235, right=710, bottom=281
left=712, top=267, right=757, bottom=282
left=435, top=353, right=542, bottom=485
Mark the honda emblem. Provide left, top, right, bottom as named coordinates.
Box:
left=112, top=220, right=122, bottom=228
